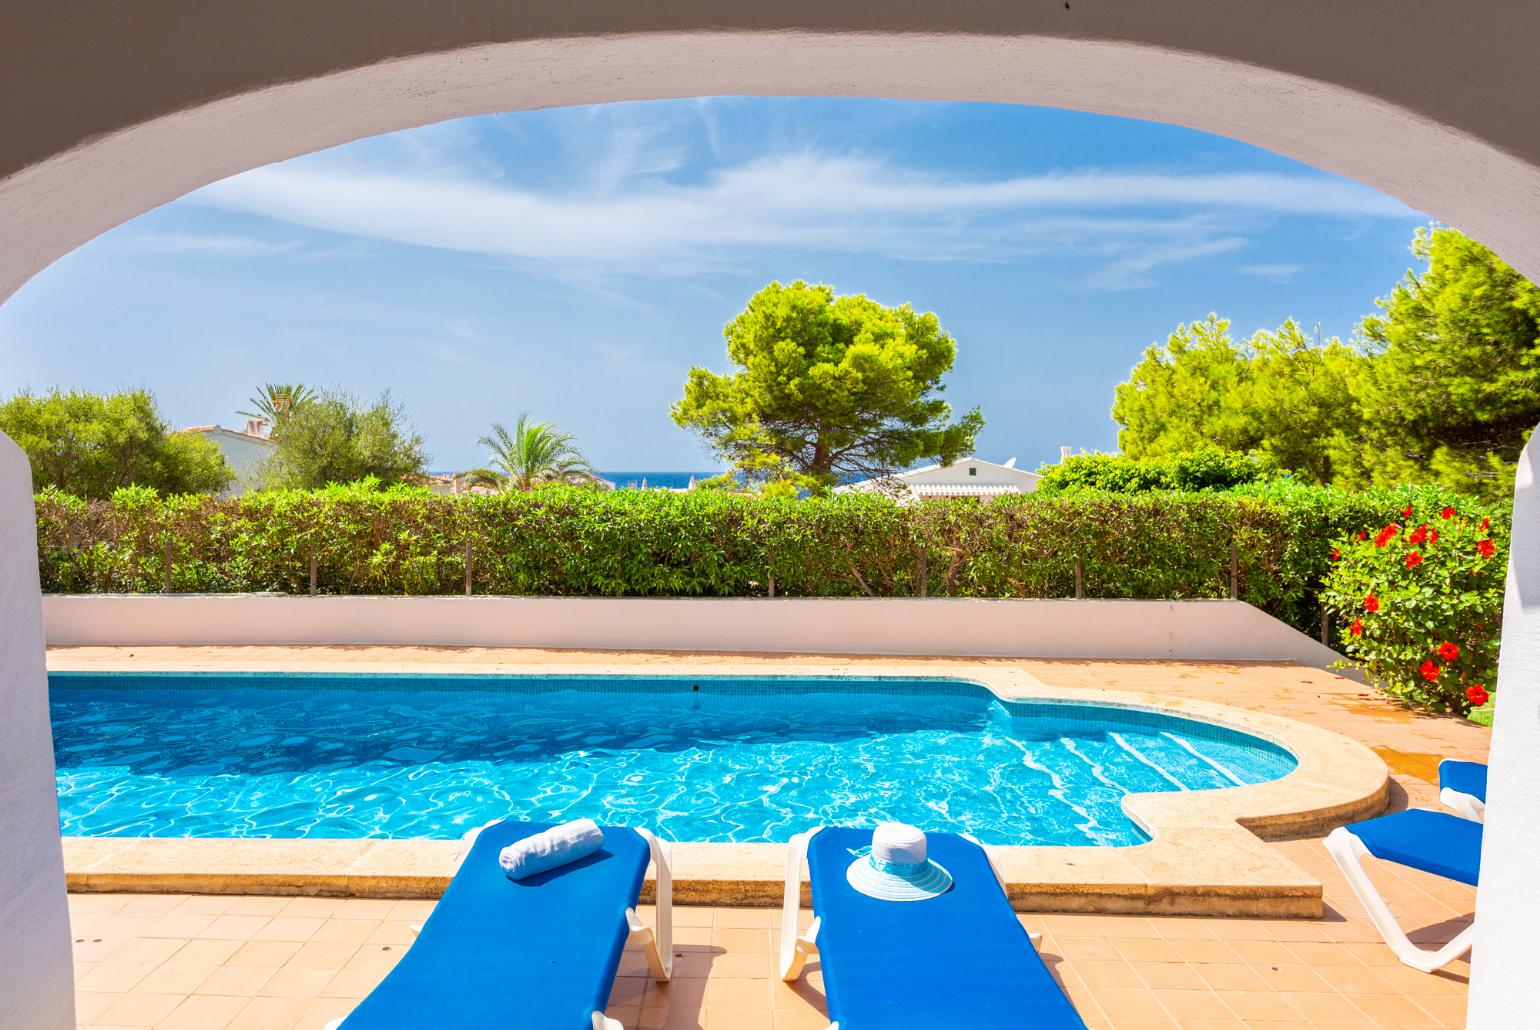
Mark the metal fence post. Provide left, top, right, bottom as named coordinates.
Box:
left=1074, top=557, right=1084, bottom=599
left=917, top=552, right=928, bottom=599
left=309, top=554, right=318, bottom=596
left=767, top=573, right=776, bottom=598
left=1229, top=542, right=1239, bottom=600
left=464, top=540, right=473, bottom=596
left=162, top=538, right=172, bottom=594
left=1321, top=610, right=1331, bottom=645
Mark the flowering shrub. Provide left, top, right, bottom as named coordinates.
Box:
left=1322, top=502, right=1506, bottom=713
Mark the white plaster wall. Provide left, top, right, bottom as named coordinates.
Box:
left=41, top=595, right=1345, bottom=667
left=1468, top=433, right=1540, bottom=1026
left=3, top=4, right=1539, bottom=1023
left=2, top=3, right=1540, bottom=302
left=201, top=431, right=275, bottom=496
left=0, top=433, right=73, bottom=1029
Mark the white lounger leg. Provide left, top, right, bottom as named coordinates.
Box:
left=1439, top=788, right=1486, bottom=823
left=780, top=827, right=822, bottom=981
left=1324, top=827, right=1476, bottom=972
left=628, top=829, right=674, bottom=981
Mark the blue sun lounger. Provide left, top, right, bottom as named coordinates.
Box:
left=1439, top=759, right=1487, bottom=821
left=780, top=827, right=1088, bottom=1030
left=1325, top=809, right=1481, bottom=972
left=328, top=820, right=672, bottom=1030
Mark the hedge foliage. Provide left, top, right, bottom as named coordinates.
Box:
left=1035, top=450, right=1278, bottom=494
left=35, top=481, right=1502, bottom=642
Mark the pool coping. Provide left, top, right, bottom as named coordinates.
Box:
left=52, top=649, right=1391, bottom=918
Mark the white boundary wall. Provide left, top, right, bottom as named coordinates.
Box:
left=0, top=436, right=73, bottom=1028
left=43, top=595, right=1346, bottom=668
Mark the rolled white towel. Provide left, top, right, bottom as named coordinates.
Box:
left=499, top=818, right=605, bottom=880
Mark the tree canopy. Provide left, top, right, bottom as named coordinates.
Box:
left=461, top=413, right=595, bottom=491
left=238, top=382, right=316, bottom=437
left=1110, top=227, right=1539, bottom=502
left=1352, top=226, right=1540, bottom=497
left=671, top=281, right=983, bottom=493
left=1112, top=315, right=1362, bottom=486
left=261, top=390, right=427, bottom=489
left=0, top=388, right=231, bottom=498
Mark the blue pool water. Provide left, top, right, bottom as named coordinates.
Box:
left=49, top=673, right=1296, bottom=846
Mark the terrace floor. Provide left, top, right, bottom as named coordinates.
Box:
left=55, top=648, right=1488, bottom=1028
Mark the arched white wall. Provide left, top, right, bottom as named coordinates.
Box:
left=3, top=4, right=1539, bottom=1026
left=0, top=436, right=73, bottom=1028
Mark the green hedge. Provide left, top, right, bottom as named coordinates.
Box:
left=34, top=482, right=1499, bottom=639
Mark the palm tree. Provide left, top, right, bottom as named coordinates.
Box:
left=238, top=383, right=317, bottom=436
left=461, top=413, right=595, bottom=491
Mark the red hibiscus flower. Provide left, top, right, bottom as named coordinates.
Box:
left=1480, top=517, right=1491, bottom=530
left=1374, top=524, right=1399, bottom=547
left=1349, top=618, right=1364, bottom=636
left=1364, top=594, right=1380, bottom=612
left=1356, top=531, right=1368, bottom=541
left=1429, top=529, right=1439, bottom=545
left=1419, top=660, right=1440, bottom=681
left=1477, top=539, right=1497, bottom=559
left=1401, top=504, right=1414, bottom=519
left=1441, top=506, right=1455, bottom=519
left=1330, top=548, right=1340, bottom=561
left=1466, top=685, right=1489, bottom=707
left=1439, top=641, right=1460, bottom=661
left=1405, top=551, right=1423, bottom=568
left=1408, top=523, right=1428, bottom=545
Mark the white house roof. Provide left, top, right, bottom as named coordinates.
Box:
left=835, top=457, right=1041, bottom=497
left=908, top=482, right=1023, bottom=496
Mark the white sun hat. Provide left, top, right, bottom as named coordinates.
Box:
left=845, top=822, right=953, bottom=902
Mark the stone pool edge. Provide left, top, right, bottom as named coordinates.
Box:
left=54, top=652, right=1390, bottom=918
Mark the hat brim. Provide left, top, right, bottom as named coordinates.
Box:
left=845, top=853, right=953, bottom=902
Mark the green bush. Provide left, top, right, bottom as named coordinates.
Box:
left=1036, top=450, right=1278, bottom=494
left=1321, top=499, right=1507, bottom=713
left=34, top=481, right=1500, bottom=647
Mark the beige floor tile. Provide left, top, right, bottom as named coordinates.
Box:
left=308, top=918, right=379, bottom=946
left=199, top=914, right=273, bottom=940
left=94, top=990, right=186, bottom=1027
left=158, top=992, right=247, bottom=1029
left=228, top=995, right=313, bottom=1029
left=258, top=963, right=339, bottom=999
left=321, top=966, right=389, bottom=1000
left=252, top=916, right=326, bottom=942
left=192, top=963, right=277, bottom=997
left=226, top=939, right=304, bottom=968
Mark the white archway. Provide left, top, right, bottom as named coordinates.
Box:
left=3, top=5, right=1538, bottom=1026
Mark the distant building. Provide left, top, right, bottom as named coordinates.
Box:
left=836, top=457, right=1041, bottom=501
left=177, top=419, right=276, bottom=496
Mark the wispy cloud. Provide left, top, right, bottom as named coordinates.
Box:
left=118, top=232, right=305, bottom=258
left=186, top=150, right=1412, bottom=285
left=1086, top=236, right=1249, bottom=291
left=1238, top=263, right=1305, bottom=283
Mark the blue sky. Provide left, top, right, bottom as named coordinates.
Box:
left=0, top=98, right=1427, bottom=473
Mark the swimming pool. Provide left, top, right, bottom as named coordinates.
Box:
left=49, top=672, right=1296, bottom=846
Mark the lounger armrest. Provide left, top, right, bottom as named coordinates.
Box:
left=780, top=827, right=822, bottom=981
left=1439, top=787, right=1486, bottom=822
left=632, top=828, right=674, bottom=981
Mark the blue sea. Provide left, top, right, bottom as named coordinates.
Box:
left=602, top=471, right=721, bottom=490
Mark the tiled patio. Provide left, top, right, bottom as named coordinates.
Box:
left=69, top=835, right=1475, bottom=1030
left=58, top=650, right=1487, bottom=1028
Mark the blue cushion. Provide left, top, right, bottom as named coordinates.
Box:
left=1439, top=759, right=1488, bottom=803
left=338, top=821, right=650, bottom=1029
left=1345, top=809, right=1483, bottom=886
left=807, top=828, right=1087, bottom=1030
